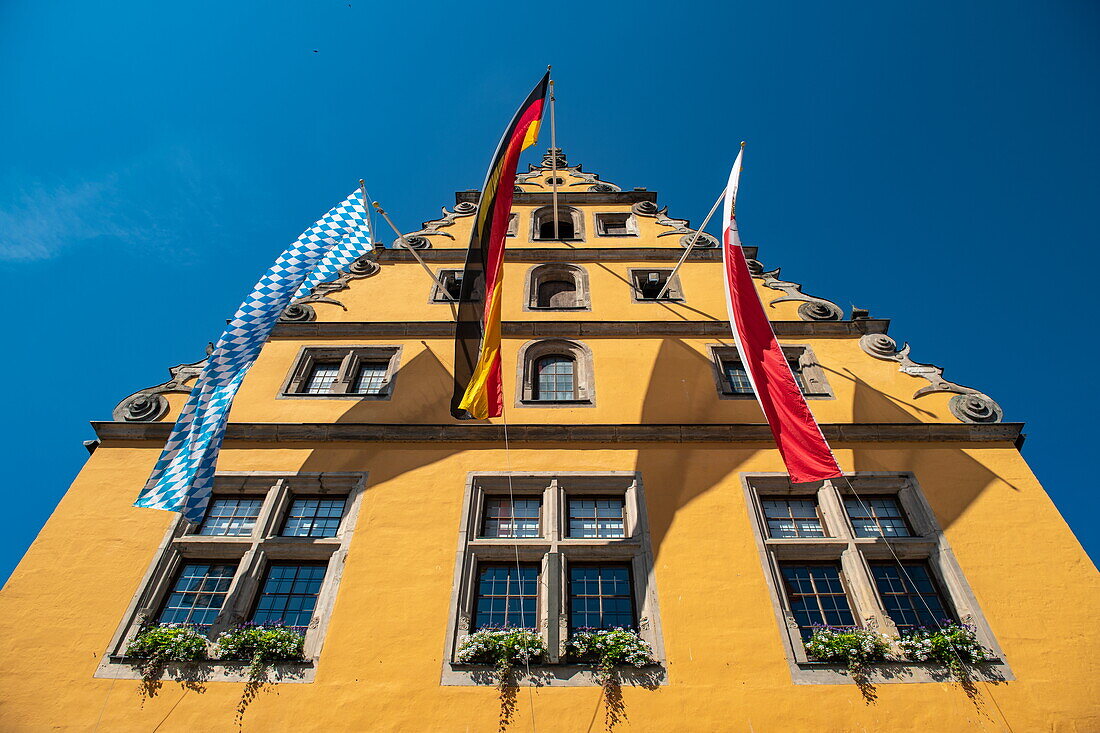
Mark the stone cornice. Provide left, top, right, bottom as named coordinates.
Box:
left=269, top=319, right=890, bottom=339
left=374, top=247, right=754, bottom=263
left=92, top=421, right=1024, bottom=445
left=457, top=190, right=657, bottom=206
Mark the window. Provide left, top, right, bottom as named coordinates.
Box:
left=198, top=497, right=264, bottom=536
left=525, top=264, right=590, bottom=311
left=567, top=497, right=625, bottom=538
left=629, top=269, right=682, bottom=301
left=431, top=270, right=464, bottom=302
left=443, top=473, right=665, bottom=685
left=742, top=474, right=1008, bottom=683
left=709, top=344, right=833, bottom=399
left=481, top=497, right=541, bottom=538
left=252, top=564, right=327, bottom=628
left=545, top=177, right=565, bottom=186
left=158, top=563, right=237, bottom=626
left=283, top=346, right=401, bottom=399
left=779, top=564, right=854, bottom=639
left=507, top=213, right=519, bottom=237
left=594, top=213, right=637, bottom=237
left=569, top=564, right=635, bottom=630
left=473, top=564, right=539, bottom=629
left=845, top=496, right=912, bottom=538
left=531, top=205, right=583, bottom=241
left=517, top=339, right=594, bottom=407
left=761, top=497, right=825, bottom=538
left=870, top=562, right=951, bottom=633
left=282, top=496, right=347, bottom=538
left=100, top=473, right=366, bottom=683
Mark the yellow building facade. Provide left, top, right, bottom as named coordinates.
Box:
left=1, top=149, right=1097, bottom=731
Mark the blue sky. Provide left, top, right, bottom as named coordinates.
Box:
left=1, top=1, right=1097, bottom=584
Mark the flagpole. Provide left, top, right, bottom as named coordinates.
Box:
left=548, top=69, right=561, bottom=241
left=371, top=201, right=453, bottom=298
left=655, top=189, right=726, bottom=300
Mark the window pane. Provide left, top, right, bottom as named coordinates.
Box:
left=569, top=564, right=635, bottom=630
left=534, top=355, right=575, bottom=401
left=844, top=497, right=911, bottom=538
left=870, top=562, right=951, bottom=633
left=474, top=565, right=538, bottom=629
left=281, top=496, right=347, bottom=537
left=761, top=497, right=825, bottom=538
left=779, top=564, right=854, bottom=640
left=198, top=497, right=263, bottom=536
left=481, top=497, right=541, bottom=538
left=721, top=360, right=754, bottom=394
left=567, top=498, right=625, bottom=538
left=303, top=362, right=340, bottom=394
left=251, top=564, right=326, bottom=628
left=159, top=563, right=237, bottom=627
left=352, top=362, right=388, bottom=395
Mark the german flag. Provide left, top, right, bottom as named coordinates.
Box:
left=451, top=72, right=550, bottom=419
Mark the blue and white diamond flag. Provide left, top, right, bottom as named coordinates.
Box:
left=134, top=188, right=373, bottom=523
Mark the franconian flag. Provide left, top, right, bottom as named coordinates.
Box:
left=134, top=189, right=374, bottom=522
left=721, top=145, right=843, bottom=484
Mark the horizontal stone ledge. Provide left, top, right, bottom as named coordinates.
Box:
left=91, top=421, right=1024, bottom=445
left=270, top=319, right=890, bottom=339
left=375, top=246, right=752, bottom=263
left=457, top=190, right=657, bottom=206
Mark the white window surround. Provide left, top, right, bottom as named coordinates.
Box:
left=280, top=345, right=402, bottom=400
left=95, top=472, right=367, bottom=684
left=441, top=472, right=666, bottom=687
left=741, top=472, right=1012, bottom=685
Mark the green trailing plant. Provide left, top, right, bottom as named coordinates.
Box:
left=567, top=628, right=653, bottom=677
left=805, top=626, right=891, bottom=677
left=455, top=627, right=545, bottom=673
left=125, top=624, right=208, bottom=678
left=898, top=623, right=990, bottom=681
left=215, top=624, right=305, bottom=683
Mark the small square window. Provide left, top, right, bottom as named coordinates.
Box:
left=284, top=347, right=400, bottom=399
left=595, top=213, right=635, bottom=236
left=198, top=497, right=264, bottom=536
left=761, top=497, right=825, bottom=538
left=844, top=496, right=912, bottom=538
left=473, top=564, right=539, bottom=630
left=568, top=564, right=635, bottom=631
left=158, top=562, right=237, bottom=627
left=352, top=362, right=388, bottom=395
left=567, top=498, right=625, bottom=538
left=481, top=497, right=541, bottom=538
left=251, top=563, right=327, bottom=628
left=632, top=270, right=677, bottom=300
left=302, top=362, right=341, bottom=395
left=281, top=496, right=347, bottom=538
left=433, top=270, right=464, bottom=301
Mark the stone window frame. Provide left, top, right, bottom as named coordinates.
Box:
left=741, top=472, right=1012, bottom=685
left=429, top=269, right=484, bottom=304
left=507, top=212, right=519, bottom=237
left=523, top=263, right=591, bottom=312
left=515, top=338, right=596, bottom=408
left=530, top=204, right=585, bottom=242
left=707, top=343, right=834, bottom=400
left=95, top=472, right=367, bottom=683
left=441, top=471, right=666, bottom=687
left=627, top=267, right=684, bottom=303
left=594, top=212, right=639, bottom=237
left=280, top=345, right=402, bottom=400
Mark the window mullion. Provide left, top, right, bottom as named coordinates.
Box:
left=544, top=551, right=561, bottom=662
left=257, top=479, right=290, bottom=539
left=839, top=547, right=898, bottom=637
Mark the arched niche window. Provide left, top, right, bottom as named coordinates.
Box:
left=531, top=205, right=584, bottom=241
left=525, top=263, right=590, bottom=311
left=517, top=339, right=595, bottom=407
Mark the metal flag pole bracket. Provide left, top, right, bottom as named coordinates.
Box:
left=655, top=188, right=726, bottom=300
left=372, top=201, right=452, bottom=298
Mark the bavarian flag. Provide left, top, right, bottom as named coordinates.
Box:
left=451, top=71, right=550, bottom=419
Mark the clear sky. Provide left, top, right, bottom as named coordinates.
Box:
left=1, top=1, right=1097, bottom=584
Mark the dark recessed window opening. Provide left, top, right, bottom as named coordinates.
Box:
left=569, top=564, right=635, bottom=631
left=436, top=270, right=464, bottom=301
left=534, top=355, right=576, bottom=401
left=780, top=563, right=855, bottom=640
left=537, top=279, right=577, bottom=308
left=546, top=177, right=565, bottom=186
left=474, top=564, right=539, bottom=629
left=538, top=217, right=574, bottom=239
left=761, top=497, right=825, bottom=538
left=251, top=563, right=326, bottom=628
left=198, top=497, right=264, bottom=537
left=870, top=562, right=952, bottom=633
left=596, top=213, right=633, bottom=236
left=567, top=498, right=625, bottom=538
left=158, top=562, right=237, bottom=627
left=281, top=496, right=346, bottom=537
left=481, top=497, right=542, bottom=538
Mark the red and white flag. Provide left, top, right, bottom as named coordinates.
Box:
left=721, top=145, right=843, bottom=484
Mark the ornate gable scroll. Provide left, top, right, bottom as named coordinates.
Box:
left=515, top=148, right=623, bottom=193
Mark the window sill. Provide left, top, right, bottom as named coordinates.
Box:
left=96, top=657, right=316, bottom=684
left=517, top=399, right=594, bottom=408
left=442, top=662, right=666, bottom=687
left=277, top=393, right=392, bottom=401
left=789, top=658, right=1012, bottom=685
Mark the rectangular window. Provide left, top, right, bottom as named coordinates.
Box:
left=631, top=270, right=680, bottom=301
left=567, top=498, right=626, bottom=538
left=352, top=362, right=388, bottom=395
left=569, top=564, right=636, bottom=630
left=870, top=562, right=951, bottom=633
left=710, top=345, right=833, bottom=399
left=761, top=497, right=825, bottom=538
left=779, top=563, right=855, bottom=639
left=433, top=270, right=464, bottom=302
left=595, top=213, right=635, bottom=236
left=158, top=562, right=237, bottom=626
left=302, top=362, right=341, bottom=395
left=473, top=564, right=539, bottom=629
left=481, top=497, right=541, bottom=538
left=721, top=360, right=754, bottom=395
left=197, top=497, right=264, bottom=536
left=534, top=355, right=576, bottom=401
left=251, top=563, right=327, bottom=628
left=844, top=496, right=911, bottom=538
left=281, top=497, right=346, bottom=538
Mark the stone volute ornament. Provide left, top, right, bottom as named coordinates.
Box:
left=630, top=201, right=719, bottom=248
left=389, top=201, right=479, bottom=250
left=514, top=148, right=623, bottom=192
left=858, top=333, right=1004, bottom=423
left=280, top=251, right=382, bottom=322
left=112, top=347, right=213, bottom=422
